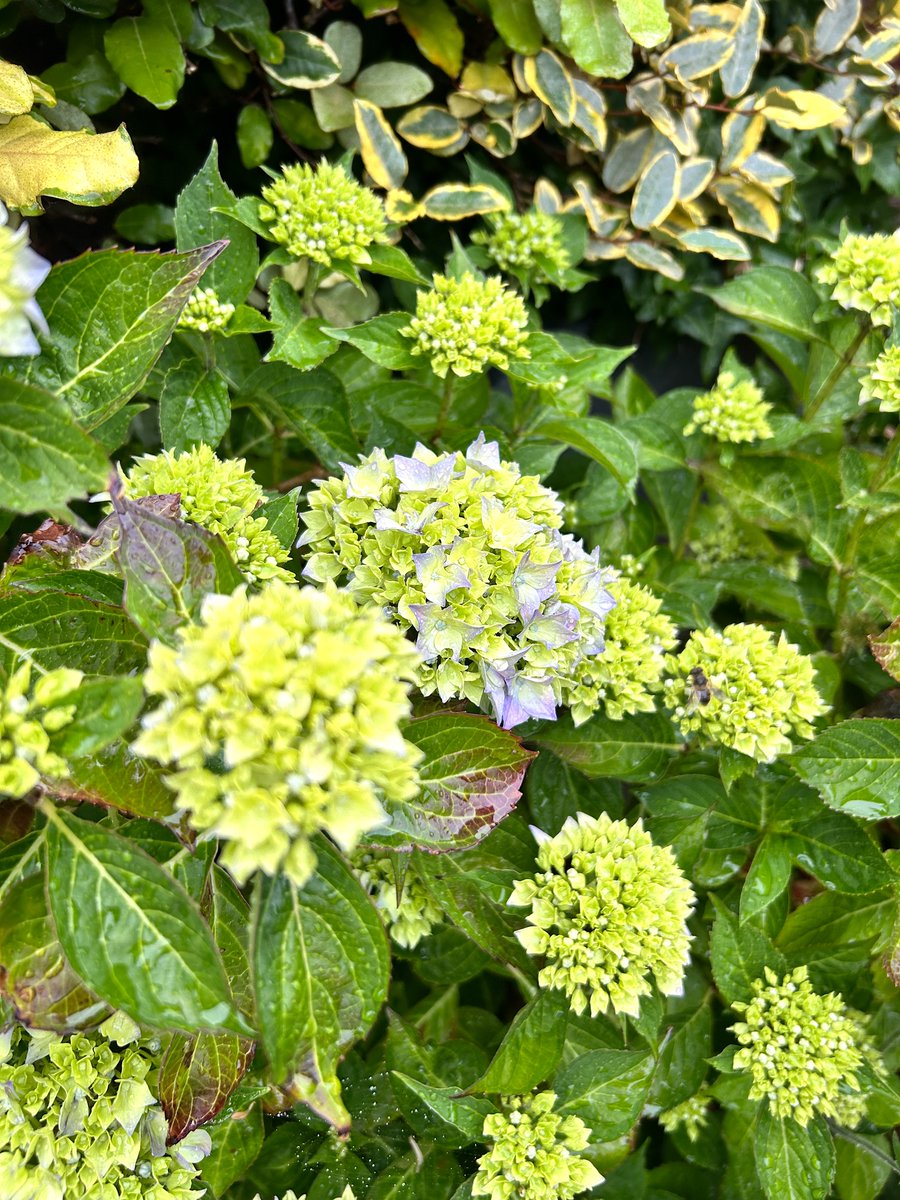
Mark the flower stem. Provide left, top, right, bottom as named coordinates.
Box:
left=434, top=374, right=455, bottom=443
left=804, top=320, right=870, bottom=421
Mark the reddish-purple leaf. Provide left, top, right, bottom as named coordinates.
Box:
left=159, top=1030, right=255, bottom=1141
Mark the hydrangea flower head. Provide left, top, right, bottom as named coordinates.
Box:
left=177, top=286, right=235, bottom=333
left=354, top=849, right=443, bottom=948
left=0, top=661, right=83, bottom=796
left=401, top=273, right=530, bottom=378
left=474, top=1091, right=602, bottom=1200
left=0, top=1017, right=205, bottom=1199
left=663, top=623, right=828, bottom=762
left=300, top=436, right=617, bottom=729
left=816, top=231, right=900, bottom=326
left=659, top=1090, right=710, bottom=1142
left=124, top=444, right=293, bottom=585
left=860, top=343, right=900, bottom=411
left=731, top=967, right=872, bottom=1127
left=473, top=210, right=569, bottom=278
left=0, top=201, right=50, bottom=356
left=258, top=160, right=388, bottom=267
left=683, top=372, right=773, bottom=444
left=509, top=812, right=695, bottom=1018
left=134, top=581, right=422, bottom=886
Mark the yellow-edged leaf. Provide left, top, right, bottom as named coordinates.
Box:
left=534, top=177, right=563, bottom=213
left=397, top=0, right=464, bottom=77
left=676, top=227, right=752, bottom=260
left=853, top=21, right=900, bottom=68
left=627, top=77, right=698, bottom=155
left=813, top=0, right=861, bottom=56
left=385, top=188, right=425, bottom=222
left=459, top=62, right=516, bottom=104
left=679, top=156, right=716, bottom=201
left=602, top=126, right=661, bottom=192
left=513, top=98, right=544, bottom=139
left=0, top=59, right=34, bottom=117
left=757, top=88, right=846, bottom=130
left=631, top=148, right=681, bottom=230
left=0, top=115, right=138, bottom=211
left=658, top=31, right=734, bottom=82
left=420, top=182, right=510, bottom=220
left=397, top=105, right=466, bottom=150
left=738, top=151, right=794, bottom=188
left=624, top=240, right=684, bottom=279
left=353, top=99, right=408, bottom=190
left=721, top=0, right=764, bottom=98
left=719, top=109, right=765, bottom=171
left=572, top=79, right=608, bottom=151
left=522, top=49, right=576, bottom=126
left=714, top=177, right=779, bottom=241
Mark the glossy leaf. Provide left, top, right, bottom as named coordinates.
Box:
left=790, top=720, right=900, bottom=820
left=535, top=711, right=679, bottom=782
left=560, top=0, right=633, bottom=78
left=615, top=0, right=670, bottom=47
left=554, top=1048, right=654, bottom=1139
left=469, top=990, right=568, bottom=1094
left=704, top=266, right=821, bottom=341
left=104, top=16, right=185, bottom=109
left=754, top=1110, right=835, bottom=1200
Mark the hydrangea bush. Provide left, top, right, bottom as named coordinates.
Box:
left=1, top=5, right=899, bottom=1200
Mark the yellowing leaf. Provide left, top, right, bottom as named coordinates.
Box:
left=714, top=178, right=779, bottom=242
left=719, top=109, right=765, bottom=172
left=421, top=183, right=510, bottom=220
left=757, top=88, right=846, bottom=130
left=353, top=99, right=408, bottom=190
left=459, top=62, right=516, bottom=104
left=523, top=49, right=576, bottom=126
left=397, top=0, right=464, bottom=77
left=631, top=149, right=681, bottom=230
left=0, top=59, right=35, bottom=117
left=397, top=106, right=466, bottom=151
left=0, top=115, right=139, bottom=212
left=616, top=0, right=670, bottom=47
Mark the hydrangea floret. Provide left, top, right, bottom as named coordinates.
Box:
left=860, top=343, right=900, bottom=411
left=663, top=623, right=828, bottom=762
left=472, top=210, right=569, bottom=278
left=509, top=813, right=695, bottom=1018
left=124, top=444, right=293, bottom=585
left=0, top=1014, right=206, bottom=1200
left=473, top=1091, right=602, bottom=1200
left=0, top=661, right=83, bottom=797
left=683, top=372, right=773, bottom=444
left=0, top=200, right=50, bottom=356
left=731, top=967, right=872, bottom=1127
left=258, top=161, right=388, bottom=267
left=176, top=286, right=235, bottom=333
left=353, top=850, right=442, bottom=948
left=816, top=231, right=900, bottom=326
left=658, top=1090, right=710, bottom=1142
left=400, top=274, right=530, bottom=378
left=133, top=581, right=422, bottom=886
left=299, top=435, right=616, bottom=729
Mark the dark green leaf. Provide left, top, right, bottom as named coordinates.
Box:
left=790, top=720, right=900, bottom=820
left=391, top=1072, right=495, bottom=1146
left=554, top=1048, right=654, bottom=1139
left=535, top=712, right=680, bottom=783
left=245, top=362, right=358, bottom=472
left=469, top=989, right=568, bottom=1094
left=536, top=416, right=638, bottom=492
left=266, top=278, right=339, bottom=372
left=104, top=15, right=185, bottom=109
left=754, top=1110, right=835, bottom=1200
left=323, top=312, right=419, bottom=371
left=709, top=898, right=786, bottom=1005
left=704, top=267, right=822, bottom=342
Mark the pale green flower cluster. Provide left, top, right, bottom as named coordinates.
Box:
left=176, top=286, right=235, bottom=333
left=255, top=1191, right=355, bottom=1200
left=0, top=1015, right=205, bottom=1200
left=259, top=160, right=388, bottom=267
left=659, top=1090, right=710, bottom=1142
left=860, top=343, right=900, bottom=411
left=509, top=813, right=694, bottom=1018
left=663, top=623, right=828, bottom=763
left=473, top=1091, right=602, bottom=1200
left=134, top=581, right=422, bottom=887
left=0, top=661, right=82, bottom=797
left=683, top=372, right=773, bottom=444
left=353, top=849, right=443, bottom=948
left=124, top=444, right=293, bottom=585
left=578, top=575, right=677, bottom=720
left=732, top=967, right=872, bottom=1127
left=0, top=201, right=50, bottom=356
left=817, top=231, right=900, bottom=326
left=300, top=436, right=617, bottom=729
left=401, top=273, right=530, bottom=378
left=473, top=210, right=568, bottom=278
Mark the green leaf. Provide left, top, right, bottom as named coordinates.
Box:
left=354, top=62, right=433, bottom=107
left=560, top=0, right=633, bottom=78
left=159, top=354, right=231, bottom=453
left=790, top=720, right=900, bottom=820
left=523, top=49, right=575, bottom=125
left=7, top=243, right=224, bottom=430
left=535, top=711, right=679, bottom=783
left=263, top=30, right=341, bottom=88
left=740, top=835, right=792, bottom=927
left=371, top=713, right=534, bottom=852
left=245, top=362, right=358, bottom=472
left=158, top=1030, right=254, bottom=1140
left=266, top=278, right=339, bottom=372
left=56, top=741, right=175, bottom=822
left=721, top=0, right=764, bottom=98
left=754, top=1110, right=835, bottom=1200
left=784, top=807, right=893, bottom=893
left=649, top=996, right=713, bottom=1109
left=535, top=416, right=638, bottom=492
left=366, top=242, right=430, bottom=285
left=43, top=805, right=248, bottom=1035
left=555, top=1048, right=654, bottom=1139
left=709, top=898, right=786, bottom=1005
left=0, top=380, right=108, bottom=516
left=251, top=839, right=389, bottom=1129
left=615, top=0, right=670, bottom=46
left=104, top=16, right=185, bottom=109
left=469, top=990, right=568, bottom=1094
left=487, top=0, right=543, bottom=53
left=323, top=312, right=419, bottom=370
left=51, top=675, right=143, bottom=759
left=421, top=183, right=510, bottom=220
left=0, top=870, right=111, bottom=1032
left=704, top=266, right=822, bottom=341
left=200, top=1102, right=264, bottom=1197
left=397, top=0, right=464, bottom=78
left=391, top=1073, right=494, bottom=1146
left=236, top=104, right=273, bottom=169
left=174, top=143, right=259, bottom=304
left=870, top=619, right=900, bottom=683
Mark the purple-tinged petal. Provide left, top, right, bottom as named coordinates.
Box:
left=466, top=432, right=501, bottom=471
left=502, top=673, right=558, bottom=728
left=394, top=453, right=457, bottom=493
left=512, top=552, right=562, bottom=621
left=412, top=546, right=470, bottom=604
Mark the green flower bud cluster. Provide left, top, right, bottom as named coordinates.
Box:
left=658, top=1090, right=710, bottom=1142
left=687, top=504, right=800, bottom=581
left=0, top=1015, right=205, bottom=1200
left=731, top=967, right=872, bottom=1127
left=472, top=210, right=569, bottom=279
left=0, top=201, right=50, bottom=356
left=509, top=812, right=694, bottom=1018
left=663, top=623, right=828, bottom=763
left=353, top=849, right=443, bottom=948
left=176, top=286, right=235, bottom=333
left=300, top=437, right=617, bottom=729
left=683, top=372, right=773, bottom=444
left=473, top=1091, right=602, bottom=1200
left=259, top=161, right=388, bottom=267
left=817, top=231, right=900, bottom=326
left=124, top=444, right=293, bottom=585
left=133, top=581, right=422, bottom=887
left=401, top=273, right=530, bottom=378
left=0, top=661, right=83, bottom=797
left=570, top=575, right=677, bottom=721
left=860, top=343, right=900, bottom=411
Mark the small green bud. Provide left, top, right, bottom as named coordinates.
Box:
left=0, top=661, right=83, bottom=796
left=353, top=850, right=443, bottom=948
left=860, top=343, right=900, bottom=411
left=684, top=371, right=773, bottom=444
left=177, top=286, right=235, bottom=333
left=472, top=210, right=570, bottom=279
left=659, top=1089, right=710, bottom=1141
